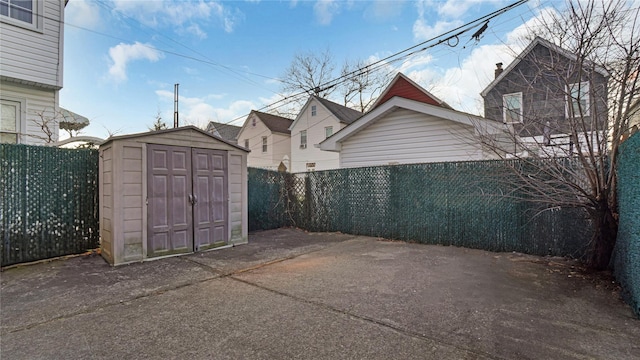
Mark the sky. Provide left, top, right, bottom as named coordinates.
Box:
left=59, top=0, right=559, bottom=139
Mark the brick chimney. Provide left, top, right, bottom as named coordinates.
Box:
left=494, top=63, right=504, bottom=78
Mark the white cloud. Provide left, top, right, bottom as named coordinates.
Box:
left=110, top=0, right=243, bottom=35
left=437, top=0, right=505, bottom=19
left=155, top=90, right=255, bottom=127
left=108, top=42, right=163, bottom=83
left=185, top=24, right=207, bottom=39
left=413, top=18, right=464, bottom=41
left=413, top=0, right=464, bottom=41
left=364, top=0, right=405, bottom=21
left=314, top=0, right=341, bottom=25
left=65, top=0, right=102, bottom=29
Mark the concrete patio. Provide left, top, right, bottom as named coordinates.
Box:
left=1, top=228, right=638, bottom=359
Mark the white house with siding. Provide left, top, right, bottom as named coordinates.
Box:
left=1, top=0, right=66, bottom=145
left=319, top=96, right=508, bottom=168
left=236, top=110, right=293, bottom=171
left=289, top=95, right=361, bottom=173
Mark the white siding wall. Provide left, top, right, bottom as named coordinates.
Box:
left=339, top=108, right=484, bottom=168
left=0, top=82, right=58, bottom=145
left=237, top=114, right=291, bottom=170
left=272, top=132, right=291, bottom=170
left=290, top=98, right=342, bottom=173
left=238, top=116, right=274, bottom=169
left=0, top=0, right=64, bottom=88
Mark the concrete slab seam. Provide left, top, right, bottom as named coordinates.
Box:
left=229, top=275, right=506, bottom=360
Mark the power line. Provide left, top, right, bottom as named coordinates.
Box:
left=219, top=0, right=531, bottom=126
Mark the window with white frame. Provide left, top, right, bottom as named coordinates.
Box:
left=244, top=139, right=249, bottom=149
left=324, top=126, right=333, bottom=139
left=567, top=82, right=590, bottom=117
left=1, top=100, right=20, bottom=144
left=0, top=0, right=40, bottom=30
left=300, top=130, right=307, bottom=149
left=503, top=92, right=522, bottom=123
left=262, top=136, right=267, bottom=152
left=311, top=105, right=317, bottom=116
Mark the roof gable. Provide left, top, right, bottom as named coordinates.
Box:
left=314, top=96, right=362, bottom=124
left=254, top=111, right=293, bottom=134
left=289, top=96, right=362, bottom=131
left=320, top=96, right=505, bottom=152
left=372, top=73, right=452, bottom=110
left=206, top=121, right=241, bottom=141
left=481, top=36, right=609, bottom=97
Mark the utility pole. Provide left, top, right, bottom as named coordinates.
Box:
left=173, top=83, right=179, bottom=128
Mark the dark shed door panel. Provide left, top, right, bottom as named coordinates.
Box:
left=192, top=149, right=228, bottom=251
left=147, top=145, right=193, bottom=257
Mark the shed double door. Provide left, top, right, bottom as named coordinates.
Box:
left=147, top=145, right=228, bottom=257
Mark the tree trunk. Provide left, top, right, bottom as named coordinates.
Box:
left=588, top=201, right=619, bottom=270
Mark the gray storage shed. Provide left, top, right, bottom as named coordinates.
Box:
left=99, top=126, right=249, bottom=266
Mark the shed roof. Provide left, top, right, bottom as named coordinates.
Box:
left=100, top=125, right=249, bottom=152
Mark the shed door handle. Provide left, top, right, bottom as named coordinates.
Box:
left=189, top=194, right=197, bottom=205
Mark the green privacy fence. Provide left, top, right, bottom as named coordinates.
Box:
left=248, top=160, right=591, bottom=259
left=0, top=144, right=99, bottom=266
left=613, top=132, right=640, bottom=318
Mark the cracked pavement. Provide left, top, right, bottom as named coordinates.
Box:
left=1, top=228, right=638, bottom=359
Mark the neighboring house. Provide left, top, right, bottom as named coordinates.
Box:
left=320, top=72, right=508, bottom=168
left=236, top=110, right=293, bottom=171
left=289, top=95, right=362, bottom=172
left=481, top=36, right=609, bottom=155
left=205, top=121, right=241, bottom=144
left=1, top=0, right=66, bottom=145
left=320, top=97, right=507, bottom=168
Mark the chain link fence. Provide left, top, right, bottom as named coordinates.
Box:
left=249, top=159, right=591, bottom=259
left=613, top=132, right=640, bottom=318
left=0, top=144, right=99, bottom=266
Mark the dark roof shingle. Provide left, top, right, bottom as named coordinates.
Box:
left=206, top=121, right=241, bottom=142
left=253, top=111, right=293, bottom=134
left=314, top=96, right=362, bottom=124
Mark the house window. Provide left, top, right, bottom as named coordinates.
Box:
left=325, top=126, right=333, bottom=139
left=311, top=105, right=317, bottom=116
left=503, top=92, right=522, bottom=123
left=567, top=82, right=590, bottom=117
left=0, top=0, right=33, bottom=24
left=0, top=100, right=20, bottom=144
left=300, top=130, right=307, bottom=149
left=244, top=139, right=249, bottom=149
left=0, top=0, right=40, bottom=31
left=262, top=136, right=267, bottom=152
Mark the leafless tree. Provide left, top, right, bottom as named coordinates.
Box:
left=279, top=49, right=393, bottom=114
left=339, top=59, right=393, bottom=112
left=280, top=48, right=336, bottom=100
left=479, top=0, right=639, bottom=269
